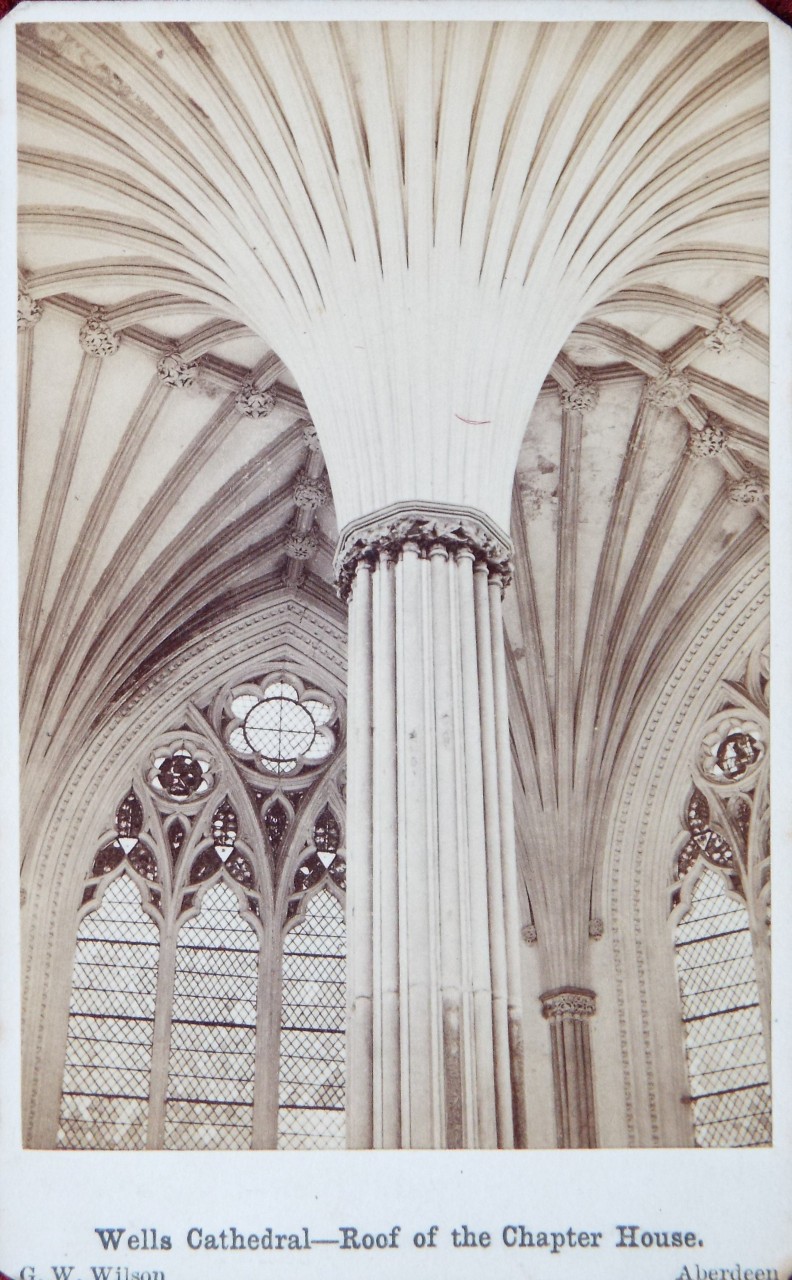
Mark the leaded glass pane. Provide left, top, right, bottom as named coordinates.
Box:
left=674, top=867, right=770, bottom=1148
left=57, top=874, right=158, bottom=1150
left=278, top=889, right=346, bottom=1151
left=163, top=882, right=259, bottom=1151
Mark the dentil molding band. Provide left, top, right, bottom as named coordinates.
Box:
left=334, top=501, right=513, bottom=602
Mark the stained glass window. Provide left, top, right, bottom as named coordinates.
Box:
left=674, top=867, right=771, bottom=1148
left=278, top=890, right=346, bottom=1150
left=163, top=882, right=259, bottom=1150
left=57, top=874, right=158, bottom=1150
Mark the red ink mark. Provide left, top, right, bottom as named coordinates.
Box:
left=454, top=414, right=491, bottom=426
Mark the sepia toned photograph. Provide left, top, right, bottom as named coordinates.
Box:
left=17, top=12, right=773, bottom=1162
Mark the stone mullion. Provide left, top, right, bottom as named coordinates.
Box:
left=252, top=915, right=281, bottom=1149
left=145, top=910, right=178, bottom=1150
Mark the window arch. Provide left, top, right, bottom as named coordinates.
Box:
left=56, top=672, right=346, bottom=1151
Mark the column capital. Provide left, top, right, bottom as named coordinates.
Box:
left=559, top=375, right=599, bottom=414
left=540, top=987, right=596, bottom=1020
left=334, top=501, right=513, bottom=601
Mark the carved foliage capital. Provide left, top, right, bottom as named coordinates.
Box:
left=18, top=289, right=43, bottom=331
left=560, top=376, right=599, bottom=414
left=286, top=526, right=319, bottom=560
left=334, top=501, right=513, bottom=601
left=301, top=420, right=322, bottom=452
left=688, top=417, right=727, bottom=459
left=235, top=381, right=276, bottom=419
left=540, top=988, right=597, bottom=1020
left=645, top=367, right=690, bottom=408
left=728, top=471, right=766, bottom=505
left=293, top=473, right=329, bottom=510
left=157, top=351, right=197, bottom=389
left=704, top=313, right=744, bottom=354
left=79, top=308, right=119, bottom=357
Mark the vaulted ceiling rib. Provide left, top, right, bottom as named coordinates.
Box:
left=17, top=20, right=768, bottom=914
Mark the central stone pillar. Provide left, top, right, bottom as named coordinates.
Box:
left=336, top=502, right=527, bottom=1149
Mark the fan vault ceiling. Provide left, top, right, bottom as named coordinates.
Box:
left=18, top=18, right=768, bottom=964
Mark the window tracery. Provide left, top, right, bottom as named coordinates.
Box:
left=57, top=671, right=346, bottom=1151
left=672, top=638, right=770, bottom=1148
left=223, top=677, right=337, bottom=778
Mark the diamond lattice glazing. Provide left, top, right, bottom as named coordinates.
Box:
left=675, top=868, right=770, bottom=1148
left=57, top=874, right=159, bottom=1150
left=163, top=882, right=259, bottom=1151
left=278, top=889, right=346, bottom=1150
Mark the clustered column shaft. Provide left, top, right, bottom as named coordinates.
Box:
left=337, top=503, right=527, bottom=1149
left=540, top=988, right=597, bottom=1148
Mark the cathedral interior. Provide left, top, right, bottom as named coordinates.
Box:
left=17, top=17, right=771, bottom=1151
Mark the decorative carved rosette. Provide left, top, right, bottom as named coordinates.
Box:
left=687, top=417, right=727, bottom=459
left=157, top=351, right=197, bottom=389
left=560, top=376, right=599, bottom=414
left=703, top=313, right=744, bottom=354
left=644, top=367, right=690, bottom=408
left=728, top=472, right=766, bottom=505
left=145, top=732, right=215, bottom=814
left=698, top=712, right=766, bottom=790
left=521, top=923, right=538, bottom=944
left=292, top=472, right=329, bottom=510
left=17, top=289, right=43, bottom=331
left=286, top=526, right=319, bottom=560
left=334, top=501, right=513, bottom=601
left=235, top=381, right=276, bottom=419
left=301, top=419, right=321, bottom=451
left=540, top=988, right=596, bottom=1021
left=79, top=308, right=120, bottom=357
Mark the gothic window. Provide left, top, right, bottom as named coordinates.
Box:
left=57, top=873, right=159, bottom=1150
left=56, top=672, right=345, bottom=1151
left=163, top=882, right=260, bottom=1151
left=674, top=866, right=771, bottom=1148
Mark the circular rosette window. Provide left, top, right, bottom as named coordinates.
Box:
left=147, top=738, right=214, bottom=806
left=698, top=713, right=766, bottom=788
left=225, top=678, right=337, bottom=777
